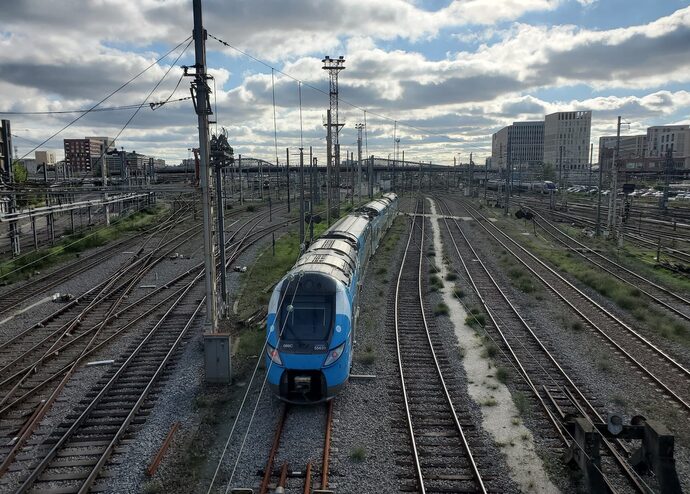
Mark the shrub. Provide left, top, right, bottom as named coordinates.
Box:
left=495, top=367, right=509, bottom=383
left=482, top=341, right=498, bottom=359
left=445, top=272, right=458, bottom=281
left=434, top=303, right=449, bottom=316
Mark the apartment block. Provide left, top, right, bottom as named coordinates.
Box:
left=63, top=138, right=100, bottom=175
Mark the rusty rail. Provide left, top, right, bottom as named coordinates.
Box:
left=147, top=421, right=180, bottom=477
left=259, top=406, right=289, bottom=494
left=320, top=400, right=334, bottom=490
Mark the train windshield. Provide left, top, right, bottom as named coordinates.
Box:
left=280, top=297, right=333, bottom=342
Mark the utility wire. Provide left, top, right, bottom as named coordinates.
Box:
left=70, top=38, right=193, bottom=186
left=208, top=33, right=489, bottom=155
left=205, top=274, right=297, bottom=494
left=1, top=97, right=190, bottom=116
left=14, top=35, right=192, bottom=162
left=271, top=68, right=279, bottom=168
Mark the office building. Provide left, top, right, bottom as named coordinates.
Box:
left=543, top=111, right=592, bottom=169
left=598, top=135, right=647, bottom=171
left=646, top=125, right=690, bottom=168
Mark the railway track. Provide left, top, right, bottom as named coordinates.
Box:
left=434, top=196, right=650, bottom=493
left=0, top=203, right=294, bottom=491
left=13, top=282, right=205, bottom=493
left=0, top=202, right=194, bottom=317
left=512, top=198, right=690, bottom=266
left=256, top=402, right=333, bottom=494
left=448, top=196, right=690, bottom=415
left=391, top=198, right=487, bottom=493
left=511, top=194, right=690, bottom=242
left=0, top=223, right=202, bottom=477
left=527, top=208, right=690, bottom=322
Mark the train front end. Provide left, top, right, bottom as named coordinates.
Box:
left=265, top=271, right=352, bottom=403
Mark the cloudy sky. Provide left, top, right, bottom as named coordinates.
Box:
left=1, top=0, right=689, bottom=167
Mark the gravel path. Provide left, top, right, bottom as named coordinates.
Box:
left=443, top=194, right=690, bottom=492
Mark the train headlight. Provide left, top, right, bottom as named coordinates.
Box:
left=266, top=344, right=282, bottom=366
left=323, top=342, right=346, bottom=367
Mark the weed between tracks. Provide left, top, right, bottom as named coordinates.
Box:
left=433, top=302, right=450, bottom=316
left=492, top=209, right=690, bottom=347
left=0, top=204, right=166, bottom=284
left=350, top=446, right=367, bottom=462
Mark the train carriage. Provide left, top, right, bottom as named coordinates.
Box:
left=265, top=193, right=398, bottom=403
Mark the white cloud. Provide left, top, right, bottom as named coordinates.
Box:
left=2, top=1, right=690, bottom=164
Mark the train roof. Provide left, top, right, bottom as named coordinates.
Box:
left=307, top=238, right=358, bottom=265
left=323, top=215, right=370, bottom=248
left=292, top=248, right=355, bottom=286
left=357, top=196, right=395, bottom=218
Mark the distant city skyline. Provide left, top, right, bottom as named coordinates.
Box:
left=1, top=0, right=689, bottom=166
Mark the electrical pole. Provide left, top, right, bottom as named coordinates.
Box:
left=402, top=150, right=405, bottom=194
left=326, top=109, right=332, bottom=226
left=484, top=160, right=488, bottom=204
left=499, top=143, right=503, bottom=206
left=335, top=144, right=340, bottom=216
left=350, top=151, right=354, bottom=206
left=356, top=123, right=363, bottom=204
left=238, top=154, right=243, bottom=205
left=299, top=147, right=305, bottom=245
left=469, top=152, right=473, bottom=197
left=211, top=132, right=233, bottom=316
left=595, top=151, right=604, bottom=237
left=588, top=142, right=593, bottom=188
left=558, top=145, right=564, bottom=207
left=504, top=145, right=511, bottom=216
left=608, top=116, right=621, bottom=238
left=368, top=154, right=374, bottom=199
left=191, top=0, right=217, bottom=331
left=286, top=147, right=290, bottom=213
left=660, top=144, right=672, bottom=212
left=310, top=153, right=316, bottom=243
left=322, top=55, right=345, bottom=220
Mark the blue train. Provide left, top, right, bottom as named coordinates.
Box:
left=265, top=193, right=399, bottom=403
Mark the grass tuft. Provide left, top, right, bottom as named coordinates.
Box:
left=350, top=447, right=366, bottom=462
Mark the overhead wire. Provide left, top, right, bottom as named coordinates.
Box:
left=208, top=33, right=490, bottom=157
left=205, top=273, right=297, bottom=494
left=70, top=38, right=194, bottom=186
left=224, top=273, right=305, bottom=493
left=272, top=68, right=279, bottom=170
left=13, top=35, right=193, bottom=162
left=1, top=97, right=190, bottom=116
